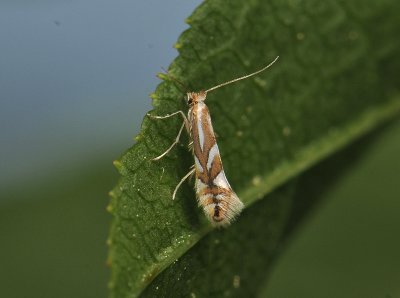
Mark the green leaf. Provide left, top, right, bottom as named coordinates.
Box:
left=108, top=0, right=400, bottom=297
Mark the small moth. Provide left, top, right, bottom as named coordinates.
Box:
left=149, top=56, right=279, bottom=226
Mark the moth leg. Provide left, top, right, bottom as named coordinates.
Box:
left=148, top=110, right=190, bottom=160
left=147, top=110, right=190, bottom=132
left=172, top=168, right=195, bottom=200
left=152, top=121, right=185, bottom=161
left=187, top=140, right=194, bottom=151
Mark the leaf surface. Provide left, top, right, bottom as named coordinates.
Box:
left=108, top=0, right=400, bottom=296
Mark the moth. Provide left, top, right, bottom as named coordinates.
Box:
left=149, top=56, right=279, bottom=226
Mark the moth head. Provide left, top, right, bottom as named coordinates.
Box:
left=186, top=91, right=207, bottom=106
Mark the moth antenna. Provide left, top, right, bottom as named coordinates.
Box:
left=205, top=56, right=279, bottom=93
left=161, top=67, right=189, bottom=93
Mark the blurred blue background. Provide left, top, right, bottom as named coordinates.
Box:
left=0, top=0, right=200, bottom=190
left=1, top=1, right=399, bottom=298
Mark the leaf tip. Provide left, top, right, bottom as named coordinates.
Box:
left=174, top=42, right=183, bottom=49
left=134, top=134, right=143, bottom=142
left=106, top=237, right=113, bottom=246
left=157, top=72, right=169, bottom=81
left=150, top=92, right=158, bottom=100
left=106, top=202, right=113, bottom=213
left=113, top=160, right=122, bottom=170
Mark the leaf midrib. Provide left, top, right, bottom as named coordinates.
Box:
left=137, top=96, right=400, bottom=295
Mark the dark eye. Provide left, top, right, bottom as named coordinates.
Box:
left=187, top=97, right=193, bottom=105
